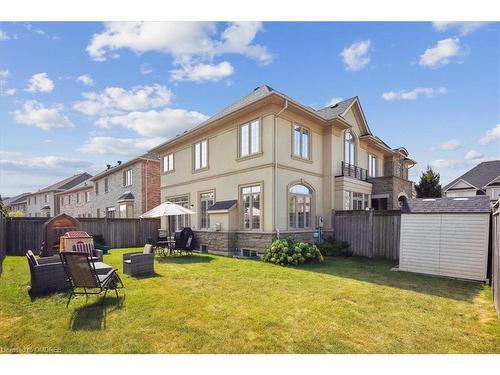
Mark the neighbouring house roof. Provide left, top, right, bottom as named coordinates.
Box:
left=54, top=177, right=94, bottom=195
left=207, top=200, right=238, bottom=212
left=402, top=196, right=491, bottom=214
left=91, top=152, right=159, bottom=181
left=149, top=85, right=412, bottom=157
left=36, top=173, right=93, bottom=194
left=443, top=160, right=500, bottom=191
left=117, top=191, right=135, bottom=201
left=4, top=192, right=30, bottom=205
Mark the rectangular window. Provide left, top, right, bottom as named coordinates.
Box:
left=68, top=195, right=71, bottom=205
left=85, top=191, right=90, bottom=203
left=104, top=178, right=109, bottom=193
left=200, top=192, right=215, bottom=229
left=34, top=196, right=37, bottom=204
left=28, top=197, right=30, bottom=205
left=240, top=119, right=260, bottom=157
left=368, top=154, right=378, bottom=177
left=168, top=195, right=190, bottom=232
left=123, top=169, right=132, bottom=187
left=241, top=249, right=258, bottom=258
left=194, top=140, right=208, bottom=170
left=119, top=203, right=133, bottom=218
left=106, top=206, right=115, bottom=218
left=76, top=193, right=80, bottom=204
left=60, top=197, right=64, bottom=206
left=163, top=153, right=174, bottom=172
left=241, top=185, right=261, bottom=230
left=44, top=194, right=49, bottom=203
left=352, top=192, right=363, bottom=210
left=293, top=124, right=310, bottom=159
left=95, top=181, right=99, bottom=195
left=96, top=208, right=100, bottom=218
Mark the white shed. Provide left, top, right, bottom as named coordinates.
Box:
left=399, top=196, right=491, bottom=281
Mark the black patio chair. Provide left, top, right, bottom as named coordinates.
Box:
left=59, top=251, right=123, bottom=307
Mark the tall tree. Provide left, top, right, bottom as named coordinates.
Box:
left=415, top=167, right=442, bottom=198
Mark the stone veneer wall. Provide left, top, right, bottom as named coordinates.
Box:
left=369, top=176, right=414, bottom=210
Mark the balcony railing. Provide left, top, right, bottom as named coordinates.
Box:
left=340, top=161, right=368, bottom=181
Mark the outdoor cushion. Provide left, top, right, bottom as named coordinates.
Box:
left=72, top=242, right=95, bottom=258
left=124, top=259, right=131, bottom=264
left=26, top=250, right=38, bottom=266
left=143, top=244, right=153, bottom=254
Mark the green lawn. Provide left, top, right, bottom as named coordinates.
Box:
left=1, top=248, right=500, bottom=354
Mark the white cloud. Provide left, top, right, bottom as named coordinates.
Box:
left=0, top=69, right=9, bottom=78
left=140, top=63, right=153, bottom=75
left=439, top=139, right=462, bottom=151
left=170, top=61, right=234, bottom=82
left=73, top=84, right=173, bottom=116
left=340, top=40, right=371, bottom=71
left=76, top=74, right=94, bottom=86
left=432, top=22, right=489, bottom=36
left=419, top=38, right=466, bottom=68
left=4, top=88, right=16, bottom=96
left=325, top=97, right=343, bottom=107
left=79, top=136, right=164, bottom=156
left=12, top=100, right=74, bottom=131
left=382, top=87, right=447, bottom=101
left=0, top=29, right=10, bottom=41
left=25, top=72, right=55, bottom=93
left=95, top=108, right=208, bottom=138
left=464, top=150, right=483, bottom=160
left=0, top=155, right=92, bottom=174
left=479, top=124, right=500, bottom=145
left=24, top=23, right=60, bottom=40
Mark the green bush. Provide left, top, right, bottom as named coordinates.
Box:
left=263, top=239, right=323, bottom=266
left=318, top=239, right=353, bottom=257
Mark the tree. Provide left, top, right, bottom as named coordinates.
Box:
left=415, top=167, right=442, bottom=198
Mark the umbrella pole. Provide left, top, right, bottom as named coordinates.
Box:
left=168, top=215, right=171, bottom=256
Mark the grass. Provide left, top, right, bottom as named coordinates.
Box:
left=1, top=248, right=500, bottom=354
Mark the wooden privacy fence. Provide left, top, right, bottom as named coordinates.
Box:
left=0, top=212, right=6, bottom=274
left=5, top=217, right=161, bottom=256
left=332, top=210, right=401, bottom=260
left=493, top=200, right=500, bottom=319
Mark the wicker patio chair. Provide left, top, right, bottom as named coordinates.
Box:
left=60, top=251, right=123, bottom=307
left=123, top=245, right=155, bottom=276
left=26, top=250, right=71, bottom=297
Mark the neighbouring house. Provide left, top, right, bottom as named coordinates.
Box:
left=25, top=173, right=92, bottom=217
left=443, top=160, right=500, bottom=201
left=3, top=192, right=30, bottom=215
left=91, top=153, right=160, bottom=218
left=56, top=177, right=94, bottom=218
left=150, top=85, right=416, bottom=256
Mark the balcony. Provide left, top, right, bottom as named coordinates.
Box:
left=339, top=161, right=368, bottom=181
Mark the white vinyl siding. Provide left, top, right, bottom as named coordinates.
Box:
left=399, top=213, right=489, bottom=281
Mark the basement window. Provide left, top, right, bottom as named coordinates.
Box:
left=200, top=245, right=208, bottom=253
left=241, top=249, right=258, bottom=258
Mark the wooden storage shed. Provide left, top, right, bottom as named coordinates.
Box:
left=399, top=196, right=491, bottom=281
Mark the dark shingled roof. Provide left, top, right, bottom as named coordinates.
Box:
left=207, top=200, right=238, bottom=211
left=5, top=192, right=31, bottom=205
left=91, top=152, right=159, bottom=181
left=38, top=173, right=92, bottom=193
left=117, top=192, right=135, bottom=201
left=402, top=196, right=491, bottom=214
left=315, top=97, right=358, bottom=120
left=443, top=160, right=500, bottom=191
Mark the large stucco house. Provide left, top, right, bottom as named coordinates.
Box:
left=26, top=173, right=92, bottom=217
left=91, top=153, right=160, bottom=218
left=150, top=85, right=416, bottom=256
left=443, top=160, right=500, bottom=201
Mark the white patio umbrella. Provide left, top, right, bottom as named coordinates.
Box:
left=140, top=201, right=195, bottom=240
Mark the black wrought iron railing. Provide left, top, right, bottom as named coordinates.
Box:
left=340, top=161, right=368, bottom=181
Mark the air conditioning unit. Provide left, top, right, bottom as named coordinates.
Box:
left=214, top=222, right=221, bottom=231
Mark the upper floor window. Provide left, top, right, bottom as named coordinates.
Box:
left=34, top=196, right=37, bottom=204
left=344, top=131, right=356, bottom=165
left=28, top=197, right=30, bottom=205
left=240, top=119, right=260, bottom=158
left=44, top=194, right=49, bottom=203
left=200, top=191, right=215, bottom=229
left=76, top=193, right=80, bottom=204
left=241, top=185, right=261, bottom=230
left=194, top=140, right=208, bottom=170
left=289, top=184, right=312, bottom=229
left=60, top=197, right=64, bottom=206
left=163, top=153, right=174, bottom=172
left=68, top=195, right=71, bottom=205
left=85, top=191, right=91, bottom=203
left=293, top=124, right=310, bottom=159
left=368, top=154, right=378, bottom=177
left=123, top=169, right=132, bottom=187
left=95, top=181, right=99, bottom=195
left=104, top=178, right=109, bottom=193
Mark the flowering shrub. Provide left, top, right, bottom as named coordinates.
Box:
left=262, top=239, right=323, bottom=266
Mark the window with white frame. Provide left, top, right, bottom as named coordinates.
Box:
left=106, top=206, right=115, bottom=218
left=68, top=195, right=71, bottom=205
left=123, top=169, right=132, bottom=187
left=85, top=191, right=90, bottom=203
left=293, top=124, right=310, bottom=159
left=95, top=181, right=99, bottom=195
left=163, top=153, right=174, bottom=172
left=368, top=154, right=378, bottom=177
left=104, top=178, right=109, bottom=193
left=240, top=119, right=260, bottom=157
left=344, top=131, right=355, bottom=165
left=119, top=203, right=133, bottom=218
left=289, top=184, right=312, bottom=229
left=44, top=194, right=49, bottom=203
left=76, top=193, right=80, bottom=204
left=194, top=140, right=208, bottom=170
left=241, top=185, right=261, bottom=230
left=344, top=191, right=370, bottom=210
left=168, top=195, right=190, bottom=232
left=200, top=191, right=215, bottom=229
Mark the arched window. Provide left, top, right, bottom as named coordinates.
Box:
left=289, top=184, right=312, bottom=229
left=344, top=131, right=356, bottom=165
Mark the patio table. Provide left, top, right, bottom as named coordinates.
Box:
left=92, top=261, right=113, bottom=275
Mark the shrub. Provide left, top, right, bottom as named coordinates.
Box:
left=318, top=239, right=353, bottom=257
left=263, top=239, right=323, bottom=266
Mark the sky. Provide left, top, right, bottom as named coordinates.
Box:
left=0, top=21, right=499, bottom=197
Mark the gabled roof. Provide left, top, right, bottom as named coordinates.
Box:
left=315, top=97, right=358, bottom=120
left=443, top=160, right=500, bottom=191
left=4, top=192, right=30, bottom=205
left=91, top=152, right=159, bottom=181
left=402, top=196, right=491, bottom=214
left=54, top=177, right=94, bottom=195
left=36, top=173, right=92, bottom=194
left=117, top=191, right=135, bottom=201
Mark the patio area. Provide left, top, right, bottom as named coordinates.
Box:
left=1, top=249, right=500, bottom=354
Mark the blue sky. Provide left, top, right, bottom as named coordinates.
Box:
left=0, top=21, right=499, bottom=197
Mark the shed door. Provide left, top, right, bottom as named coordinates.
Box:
left=399, top=213, right=489, bottom=281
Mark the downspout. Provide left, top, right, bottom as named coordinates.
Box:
left=274, top=99, right=288, bottom=240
